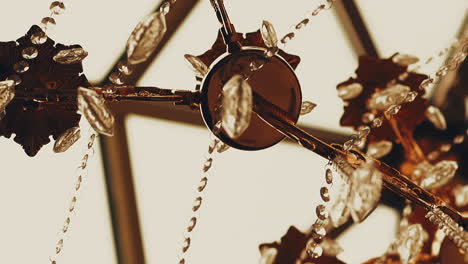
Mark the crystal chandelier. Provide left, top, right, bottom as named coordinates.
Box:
left=0, top=0, right=467, bottom=264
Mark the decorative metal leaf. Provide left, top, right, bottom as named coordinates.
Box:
left=261, top=20, right=278, bottom=49
left=184, top=54, right=209, bottom=78
left=53, top=48, right=88, bottom=64
left=127, top=11, right=167, bottom=65
left=77, top=87, right=115, bottom=136
left=53, top=126, right=81, bottom=153
left=425, top=105, right=447, bottom=130
left=348, top=162, right=382, bottom=222
left=0, top=80, right=15, bottom=112
left=221, top=75, right=253, bottom=139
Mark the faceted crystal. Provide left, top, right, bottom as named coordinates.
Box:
left=221, top=75, right=253, bottom=139
left=420, top=160, right=458, bottom=190
left=357, top=126, right=371, bottom=138
left=53, top=126, right=81, bottom=153
left=31, top=31, right=47, bottom=45
left=453, top=135, right=465, bottom=144
left=366, top=140, right=393, bottom=159
left=392, top=54, right=419, bottom=66
left=127, top=12, right=167, bottom=64
left=425, top=106, right=447, bottom=130
left=50, top=1, right=66, bottom=15
left=22, top=47, right=38, bottom=59
left=118, top=61, right=133, bottom=75
left=261, top=20, right=278, bottom=49
left=78, top=87, right=115, bottom=136
left=53, top=48, right=88, bottom=64
left=13, top=61, right=29, bottom=73
left=372, top=117, right=383, bottom=128
left=368, top=84, right=410, bottom=111
left=404, top=91, right=418, bottom=102
left=300, top=101, right=317, bottom=115
left=386, top=104, right=401, bottom=116
left=184, top=54, right=209, bottom=78
left=312, top=223, right=326, bottom=240
left=259, top=247, right=277, bottom=264
left=348, top=162, right=382, bottom=223
left=454, top=185, right=468, bottom=207
left=337, top=83, right=363, bottom=100
left=329, top=175, right=350, bottom=227
left=0, top=80, right=16, bottom=112
left=397, top=224, right=426, bottom=264
left=41, top=17, right=56, bottom=29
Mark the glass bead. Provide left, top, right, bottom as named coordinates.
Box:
left=427, top=151, right=439, bottom=161
left=192, top=197, right=202, bottom=212
left=109, top=72, right=124, bottom=85
left=307, top=243, right=323, bottom=258
left=343, top=139, right=354, bottom=151
left=312, top=223, right=327, bottom=240
left=436, top=66, right=448, bottom=77
left=103, top=84, right=117, bottom=95
left=203, top=158, right=213, bottom=172
left=367, top=141, right=393, bottom=159
left=31, top=31, right=47, bottom=45
left=56, top=239, right=64, bottom=254
left=453, top=135, right=465, bottom=144
left=22, top=47, right=38, bottom=59
left=425, top=106, right=447, bottom=130
left=440, top=144, right=451, bottom=152
left=405, top=91, right=418, bottom=102
left=197, top=177, right=208, bottom=192
left=362, top=112, right=375, bottom=123
left=50, top=1, right=66, bottom=15
left=367, top=84, right=410, bottom=111
left=78, top=87, right=115, bottom=136
left=187, top=217, right=197, bottom=232
left=372, top=117, right=383, bottom=128
left=300, top=101, right=317, bottom=115
left=182, top=237, right=191, bottom=252
left=41, top=17, right=56, bottom=29
left=316, top=204, right=328, bottom=220
left=13, top=61, right=29, bottom=73
left=386, top=104, right=401, bottom=116
left=118, top=61, right=133, bottom=75
left=357, top=126, right=370, bottom=138
left=420, top=78, right=434, bottom=90
left=280, top=33, right=295, bottom=44
left=320, top=187, right=330, bottom=202
left=62, top=217, right=70, bottom=233
left=69, top=196, right=77, bottom=212
left=325, top=169, right=333, bottom=184
left=75, top=175, right=82, bottom=191
left=392, top=54, right=419, bottom=66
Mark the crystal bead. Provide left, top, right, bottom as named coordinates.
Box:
left=13, top=61, right=29, bottom=73
left=50, top=1, right=65, bottom=15
left=261, top=20, right=278, bottom=49
left=343, top=139, right=354, bottom=151
left=109, top=72, right=124, bottom=85
left=192, top=197, right=202, bottom=212
left=300, top=101, right=316, bottom=115
left=436, top=66, right=448, bottom=77
left=427, top=151, right=440, bottom=161
left=184, top=54, right=208, bottom=78
left=31, top=31, right=47, bottom=45
left=127, top=12, right=167, bottom=64
left=7, top=75, right=21, bottom=85
left=366, top=140, right=393, bottom=159
left=420, top=160, right=458, bottom=190
left=362, top=112, right=375, bottom=123
left=420, top=78, right=434, bottom=90
left=367, top=84, right=410, bottom=111
left=221, top=75, right=253, bottom=139
left=392, top=54, right=419, bottom=66
left=372, top=117, right=383, bottom=128
left=62, top=217, right=70, bottom=233
left=440, top=143, right=451, bottom=152
left=295, top=18, right=309, bottom=29
left=198, top=177, right=208, bottom=192
left=182, top=237, right=191, bottom=252
left=349, top=162, right=382, bottom=222
left=21, top=47, right=38, bottom=59
left=404, top=91, right=418, bottom=102
left=56, top=239, right=64, bottom=254
left=320, top=187, right=330, bottom=202
left=385, top=104, right=401, bottom=116
left=329, top=175, right=350, bottom=227
left=357, top=126, right=370, bottom=138
left=425, top=106, right=447, bottom=130
left=53, top=126, right=81, bottom=153
left=41, top=17, right=56, bottom=29
left=397, top=224, right=426, bottom=264
left=337, top=83, right=363, bottom=100
left=53, top=48, right=88, bottom=64
left=280, top=33, right=294, bottom=44
left=69, top=196, right=77, bottom=212
left=75, top=175, right=82, bottom=191
left=259, top=247, right=277, bottom=264
left=454, top=185, right=468, bottom=207
left=325, top=168, right=333, bottom=184
left=453, top=135, right=465, bottom=144
left=306, top=243, right=323, bottom=258
left=203, top=158, right=213, bottom=172
left=312, top=223, right=326, bottom=240
left=0, top=80, right=16, bottom=112
left=316, top=204, right=328, bottom=220
left=78, top=87, right=115, bottom=136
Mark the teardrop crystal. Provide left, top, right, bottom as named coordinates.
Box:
left=260, top=20, right=278, bottom=49
left=420, top=160, right=458, bottom=190
left=78, top=87, right=115, bottom=136
left=300, top=101, right=316, bottom=115
left=367, top=84, right=410, bottom=111
left=53, top=127, right=81, bottom=153
left=425, top=106, right=447, bottom=130
left=337, top=83, right=363, bottom=100
left=221, top=75, right=253, bottom=139
left=0, top=80, right=15, bottom=112
left=348, top=162, right=382, bottom=222
left=53, top=48, right=88, bottom=64
left=329, top=175, right=350, bottom=227
left=127, top=12, right=167, bottom=64
left=397, top=224, right=426, bottom=264
left=366, top=140, right=393, bottom=159
left=184, top=54, right=209, bottom=78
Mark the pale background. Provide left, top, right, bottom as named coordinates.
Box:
left=0, top=0, right=466, bottom=263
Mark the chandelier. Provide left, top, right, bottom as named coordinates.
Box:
left=0, top=0, right=467, bottom=263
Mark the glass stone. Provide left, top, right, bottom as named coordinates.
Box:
left=392, top=54, right=419, bottom=66
left=118, top=60, right=133, bottom=75
left=21, top=47, right=38, bottom=59
left=50, top=1, right=65, bottom=15
left=77, top=87, right=115, bottom=136
left=425, top=106, right=447, bottom=130
left=261, top=20, right=278, bottom=49
left=40, top=17, right=56, bottom=29
left=300, top=101, right=316, bottom=115
left=56, top=239, right=64, bottom=254
left=13, top=61, right=29, bottom=73
left=0, top=80, right=16, bottom=112
left=53, top=126, right=81, bottom=153
left=53, top=48, right=88, bottom=64
left=349, top=162, right=382, bottom=223
left=366, top=140, right=393, bottom=159
left=127, top=11, right=167, bottom=64
left=367, top=84, right=410, bottom=111
left=337, top=83, right=363, bottom=100
left=184, top=54, right=208, bottom=78
left=221, top=75, right=253, bottom=139
left=31, top=31, right=47, bottom=45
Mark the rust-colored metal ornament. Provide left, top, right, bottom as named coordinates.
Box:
left=0, top=25, right=89, bottom=156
